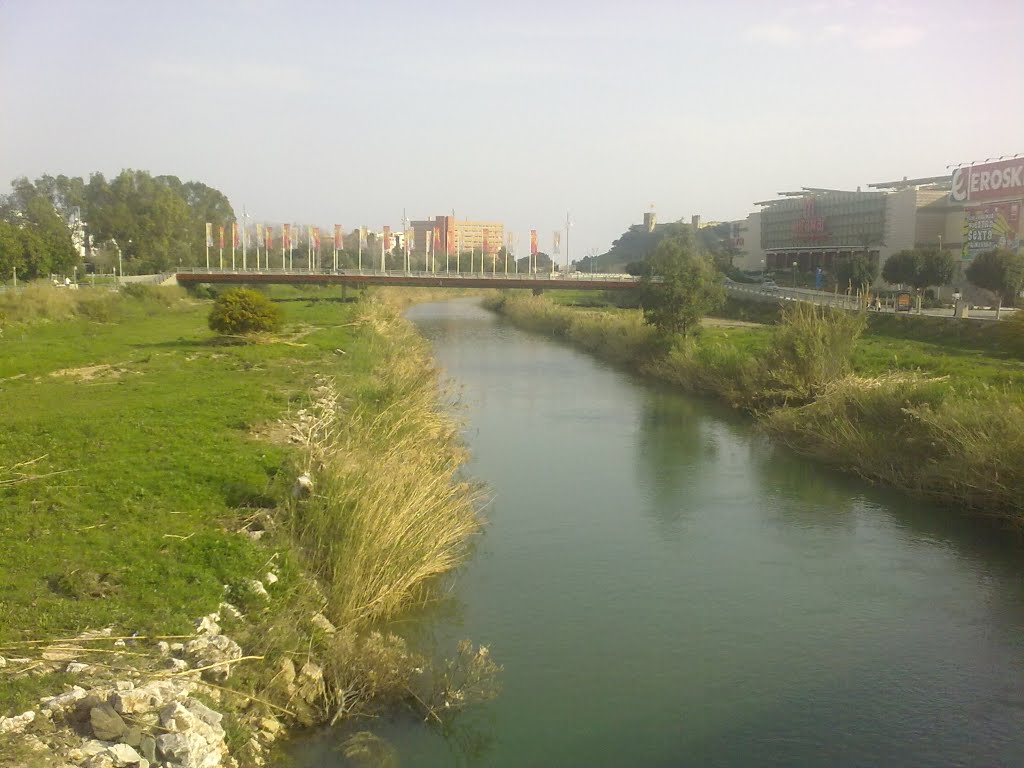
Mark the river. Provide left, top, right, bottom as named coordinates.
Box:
left=289, top=298, right=1024, bottom=767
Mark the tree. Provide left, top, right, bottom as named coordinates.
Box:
left=966, top=248, right=1024, bottom=317
left=639, top=233, right=725, bottom=339
left=882, top=246, right=957, bottom=311
left=834, top=252, right=879, bottom=292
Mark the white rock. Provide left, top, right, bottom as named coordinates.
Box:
left=168, top=658, right=190, bottom=672
left=248, top=580, right=270, bottom=600
left=41, top=685, right=88, bottom=712
left=0, top=710, right=35, bottom=733
left=185, top=634, right=242, bottom=681
left=246, top=529, right=264, bottom=540
left=80, top=739, right=111, bottom=757
left=0, top=655, right=6, bottom=668
left=114, top=680, right=135, bottom=692
left=82, top=754, right=115, bottom=768
left=218, top=602, right=243, bottom=621
left=264, top=571, right=278, bottom=586
left=170, top=643, right=185, bottom=654
left=112, top=679, right=192, bottom=715
left=291, top=473, right=313, bottom=498
left=157, top=641, right=171, bottom=656
left=66, top=661, right=91, bottom=674
left=195, top=614, right=221, bottom=636
left=105, top=742, right=143, bottom=766
left=310, top=613, right=337, bottom=634
left=113, top=639, right=126, bottom=648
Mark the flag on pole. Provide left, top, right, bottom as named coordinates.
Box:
left=359, top=227, right=367, bottom=249
left=383, top=226, right=392, bottom=251
left=206, top=223, right=213, bottom=247
left=256, top=223, right=263, bottom=245
left=482, top=228, right=490, bottom=255
left=553, top=231, right=561, bottom=254
left=231, top=222, right=238, bottom=248
left=334, top=224, right=342, bottom=250
left=283, top=223, right=291, bottom=249
left=530, top=229, right=538, bottom=256
left=446, top=217, right=454, bottom=256
left=265, top=225, right=273, bottom=252
left=218, top=225, right=225, bottom=250
left=313, top=227, right=321, bottom=251
left=433, top=225, right=441, bottom=254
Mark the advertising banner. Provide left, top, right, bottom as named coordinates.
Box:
left=530, top=229, right=538, bottom=256
left=445, top=217, right=454, bottom=255
left=205, top=223, right=213, bottom=247
left=283, top=223, right=291, bottom=249
left=433, top=225, right=441, bottom=253
left=895, top=291, right=913, bottom=312
left=231, top=222, right=238, bottom=248
left=266, top=225, right=273, bottom=252
left=962, top=200, right=1022, bottom=260
left=218, top=225, right=224, bottom=250
left=383, top=226, right=392, bottom=251
left=553, top=231, right=561, bottom=254
left=482, top=228, right=490, bottom=254
left=334, top=225, right=342, bottom=250
left=950, top=159, right=1024, bottom=204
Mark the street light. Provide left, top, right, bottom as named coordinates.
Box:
left=792, top=260, right=798, bottom=289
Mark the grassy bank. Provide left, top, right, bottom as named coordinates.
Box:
left=485, top=292, right=1024, bottom=520
left=0, top=284, right=492, bottom=752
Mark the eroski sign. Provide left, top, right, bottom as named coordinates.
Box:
left=950, top=158, right=1024, bottom=204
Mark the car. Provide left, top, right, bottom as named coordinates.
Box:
left=761, top=280, right=779, bottom=292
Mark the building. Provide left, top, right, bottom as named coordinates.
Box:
left=409, top=216, right=505, bottom=256
left=752, top=175, right=967, bottom=276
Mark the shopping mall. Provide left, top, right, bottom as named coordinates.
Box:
left=731, top=156, right=1023, bottom=279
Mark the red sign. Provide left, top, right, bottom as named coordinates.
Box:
left=793, top=197, right=826, bottom=240
left=950, top=158, right=1024, bottom=204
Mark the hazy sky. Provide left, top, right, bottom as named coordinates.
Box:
left=2, top=0, right=1022, bottom=259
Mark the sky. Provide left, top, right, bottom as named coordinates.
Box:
left=2, top=0, right=1022, bottom=261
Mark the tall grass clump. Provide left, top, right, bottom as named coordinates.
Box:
left=761, top=302, right=867, bottom=403
left=764, top=376, right=1024, bottom=517
left=282, top=300, right=481, bottom=629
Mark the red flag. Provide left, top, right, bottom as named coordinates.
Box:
left=445, top=217, right=454, bottom=255
left=231, top=222, right=238, bottom=248
left=218, top=225, right=225, bottom=250
left=433, top=225, right=441, bottom=253
left=265, top=225, right=272, bottom=252
left=530, top=229, right=538, bottom=256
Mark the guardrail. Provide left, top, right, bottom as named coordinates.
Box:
left=173, top=267, right=641, bottom=283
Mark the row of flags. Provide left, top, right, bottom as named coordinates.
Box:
left=203, top=224, right=559, bottom=259
left=205, top=223, right=355, bottom=251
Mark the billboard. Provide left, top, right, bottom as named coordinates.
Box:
left=950, top=158, right=1024, bottom=204
left=962, top=200, right=1022, bottom=260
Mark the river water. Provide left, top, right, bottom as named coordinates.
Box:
left=289, top=298, right=1024, bottom=767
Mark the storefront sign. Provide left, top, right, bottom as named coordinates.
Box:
left=950, top=158, right=1024, bottom=204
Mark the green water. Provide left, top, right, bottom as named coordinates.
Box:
left=289, top=298, right=1024, bottom=767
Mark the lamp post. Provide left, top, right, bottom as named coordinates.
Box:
left=792, top=260, right=798, bottom=289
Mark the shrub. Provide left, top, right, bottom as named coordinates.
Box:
left=208, top=288, right=282, bottom=335
left=762, top=302, right=866, bottom=403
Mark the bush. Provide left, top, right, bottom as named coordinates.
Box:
left=208, top=288, right=282, bottom=335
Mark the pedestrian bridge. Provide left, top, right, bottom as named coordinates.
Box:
left=173, top=267, right=641, bottom=291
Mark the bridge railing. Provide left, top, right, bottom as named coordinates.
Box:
left=174, top=266, right=641, bottom=283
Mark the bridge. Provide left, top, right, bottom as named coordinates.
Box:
left=172, top=267, right=641, bottom=291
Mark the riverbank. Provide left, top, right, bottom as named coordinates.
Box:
left=0, top=284, right=494, bottom=766
left=484, top=292, right=1024, bottom=521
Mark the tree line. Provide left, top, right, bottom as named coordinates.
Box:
left=0, top=170, right=234, bottom=280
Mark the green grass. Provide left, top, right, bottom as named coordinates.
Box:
left=0, top=293, right=363, bottom=644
